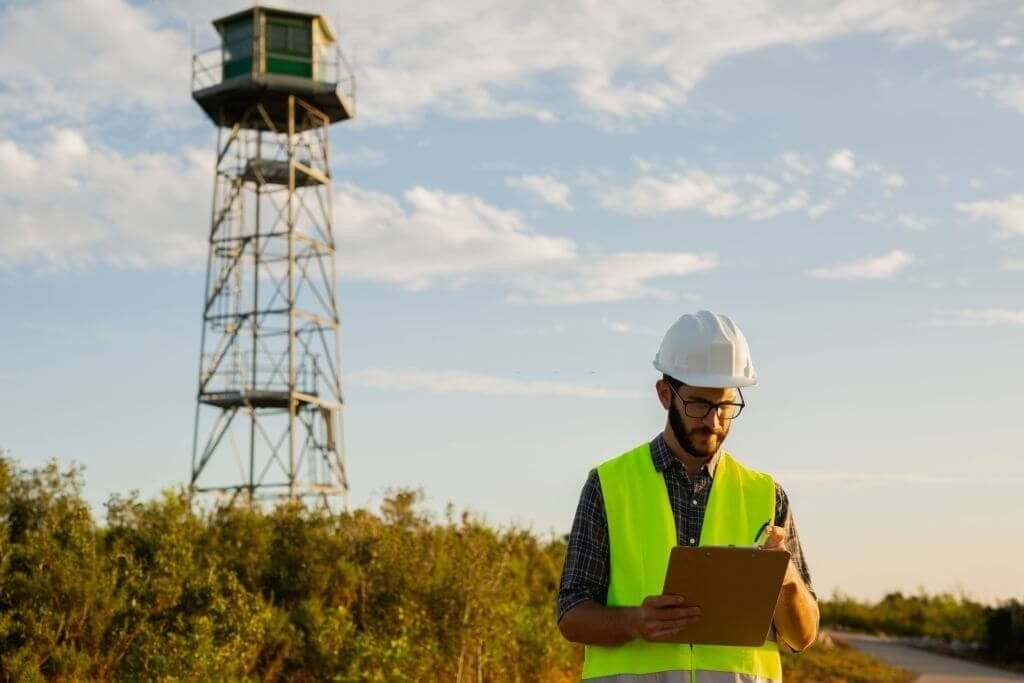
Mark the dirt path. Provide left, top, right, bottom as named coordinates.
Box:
left=838, top=632, right=1024, bottom=683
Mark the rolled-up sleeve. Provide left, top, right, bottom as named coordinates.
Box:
left=557, top=470, right=611, bottom=621
left=774, top=483, right=815, bottom=600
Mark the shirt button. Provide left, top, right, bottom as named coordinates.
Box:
left=691, top=499, right=698, bottom=505
left=689, top=538, right=696, bottom=545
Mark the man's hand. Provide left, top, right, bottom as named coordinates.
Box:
left=760, top=524, right=819, bottom=650
left=628, top=594, right=702, bottom=642
left=762, top=525, right=801, bottom=587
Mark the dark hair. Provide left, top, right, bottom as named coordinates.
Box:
left=662, top=373, right=686, bottom=390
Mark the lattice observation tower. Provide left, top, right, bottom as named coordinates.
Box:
left=189, top=6, right=354, bottom=505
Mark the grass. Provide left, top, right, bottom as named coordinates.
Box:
left=555, top=636, right=916, bottom=683
left=781, top=636, right=916, bottom=683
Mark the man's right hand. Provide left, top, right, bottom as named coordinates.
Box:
left=629, top=594, right=702, bottom=642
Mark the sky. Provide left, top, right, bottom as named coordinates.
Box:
left=1, top=0, right=1023, bottom=604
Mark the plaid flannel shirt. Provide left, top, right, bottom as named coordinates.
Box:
left=557, top=434, right=815, bottom=622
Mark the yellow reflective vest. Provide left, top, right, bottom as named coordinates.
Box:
left=582, top=443, right=783, bottom=683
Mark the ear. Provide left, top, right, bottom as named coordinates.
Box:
left=655, top=380, right=672, bottom=410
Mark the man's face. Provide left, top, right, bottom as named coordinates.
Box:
left=662, top=383, right=739, bottom=461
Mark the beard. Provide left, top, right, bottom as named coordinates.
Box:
left=668, top=403, right=728, bottom=461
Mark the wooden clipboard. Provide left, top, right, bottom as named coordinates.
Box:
left=661, top=545, right=790, bottom=646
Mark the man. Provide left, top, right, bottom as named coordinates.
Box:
left=557, top=310, right=819, bottom=682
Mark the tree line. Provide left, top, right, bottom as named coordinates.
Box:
left=824, top=591, right=1024, bottom=664
left=0, top=457, right=578, bottom=681
left=1, top=456, right=1020, bottom=681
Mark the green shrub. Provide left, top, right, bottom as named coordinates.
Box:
left=0, top=457, right=578, bottom=681
left=2, top=454, right=1014, bottom=681
left=822, top=590, right=988, bottom=643
left=987, top=600, right=1024, bottom=662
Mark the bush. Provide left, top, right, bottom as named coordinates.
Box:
left=822, top=590, right=988, bottom=642
left=0, top=457, right=579, bottom=681
left=986, top=600, right=1024, bottom=663
left=3, top=454, right=1013, bottom=680
left=822, top=590, right=1024, bottom=664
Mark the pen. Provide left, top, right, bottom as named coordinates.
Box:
left=751, top=519, right=771, bottom=547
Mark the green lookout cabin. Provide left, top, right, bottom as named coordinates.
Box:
left=191, top=5, right=354, bottom=129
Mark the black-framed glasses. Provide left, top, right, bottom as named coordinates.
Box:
left=671, top=387, right=745, bottom=420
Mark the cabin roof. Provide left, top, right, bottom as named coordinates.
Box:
left=212, top=5, right=336, bottom=42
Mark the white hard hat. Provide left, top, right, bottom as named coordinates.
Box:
left=653, top=310, right=758, bottom=388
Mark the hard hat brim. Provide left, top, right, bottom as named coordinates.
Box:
left=653, top=361, right=758, bottom=389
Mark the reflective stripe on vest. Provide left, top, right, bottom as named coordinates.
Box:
left=583, top=443, right=782, bottom=682
left=587, top=672, right=777, bottom=683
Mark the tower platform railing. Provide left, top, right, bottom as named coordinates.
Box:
left=199, top=352, right=324, bottom=395
left=191, top=36, right=356, bottom=108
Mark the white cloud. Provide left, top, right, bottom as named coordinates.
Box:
left=931, top=309, right=1024, bottom=327
left=956, top=194, right=1024, bottom=237
left=945, top=38, right=977, bottom=52
left=518, top=251, right=719, bottom=305
left=0, top=139, right=715, bottom=304
left=334, top=183, right=575, bottom=288
left=603, top=171, right=742, bottom=215
left=0, top=139, right=38, bottom=181
left=1003, top=259, right=1024, bottom=271
left=897, top=213, right=927, bottom=230
left=334, top=183, right=716, bottom=303
left=438, top=87, right=558, bottom=123
left=601, top=169, right=808, bottom=220
left=756, top=190, right=810, bottom=219
left=602, top=319, right=636, bottom=334
left=966, top=74, right=1024, bottom=114
left=782, top=151, right=813, bottom=175
left=996, top=36, right=1019, bottom=48
left=807, top=199, right=838, bottom=218
left=828, top=155, right=905, bottom=193
left=601, top=318, right=657, bottom=336
left=827, top=149, right=859, bottom=176
left=334, top=146, right=388, bottom=167
left=807, top=250, right=913, bottom=280
left=0, top=129, right=209, bottom=269
left=884, top=173, right=905, bottom=188
left=0, top=0, right=190, bottom=129
left=632, top=157, right=658, bottom=173
left=348, top=368, right=645, bottom=399
left=967, top=47, right=1000, bottom=61
left=507, top=174, right=573, bottom=209
left=343, top=0, right=971, bottom=123
left=57, top=0, right=972, bottom=128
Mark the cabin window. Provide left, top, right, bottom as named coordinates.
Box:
left=223, top=17, right=253, bottom=60
left=291, top=27, right=310, bottom=53
left=265, top=17, right=313, bottom=78
left=268, top=23, right=289, bottom=52
left=266, top=19, right=311, bottom=57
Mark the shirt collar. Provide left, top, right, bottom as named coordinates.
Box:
left=649, top=432, right=721, bottom=478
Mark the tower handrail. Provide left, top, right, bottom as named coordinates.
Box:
left=200, top=352, right=323, bottom=395
left=190, top=36, right=356, bottom=109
